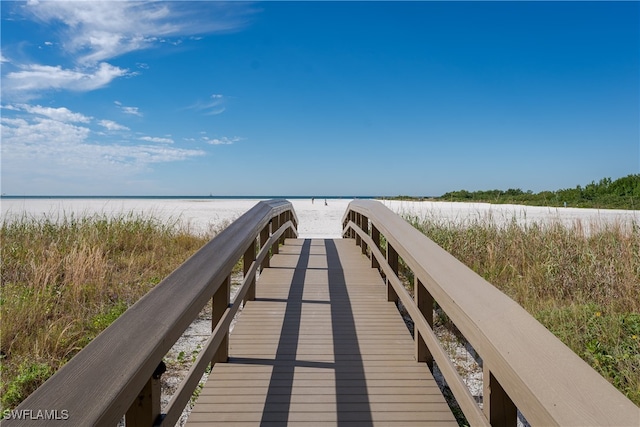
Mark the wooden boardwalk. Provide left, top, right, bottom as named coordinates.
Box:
left=186, top=238, right=456, bottom=426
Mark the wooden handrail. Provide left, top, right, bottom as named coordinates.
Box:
left=4, top=199, right=298, bottom=426
left=342, top=199, right=639, bottom=427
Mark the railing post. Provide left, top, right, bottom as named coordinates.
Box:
left=351, top=211, right=357, bottom=239
left=125, top=361, right=166, bottom=426
left=260, top=224, right=270, bottom=270
left=244, top=239, right=257, bottom=303
left=360, top=215, right=369, bottom=255
left=387, top=243, right=399, bottom=303
left=292, top=213, right=297, bottom=237
left=342, top=212, right=350, bottom=238
left=355, top=213, right=362, bottom=247
left=279, top=212, right=286, bottom=245
left=483, top=366, right=517, bottom=427
left=284, top=210, right=291, bottom=239
left=415, top=278, right=434, bottom=369
left=271, top=216, right=280, bottom=255
left=371, top=225, right=381, bottom=271
left=287, top=210, right=295, bottom=238
left=212, top=275, right=230, bottom=363
left=347, top=211, right=354, bottom=239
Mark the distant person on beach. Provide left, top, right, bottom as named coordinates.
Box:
left=312, top=198, right=315, bottom=204
left=324, top=199, right=328, bottom=206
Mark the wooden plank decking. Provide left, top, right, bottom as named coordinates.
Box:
left=186, top=238, right=456, bottom=426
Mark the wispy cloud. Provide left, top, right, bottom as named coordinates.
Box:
left=2, top=2, right=258, bottom=100
left=115, top=101, right=143, bottom=117
left=99, top=119, right=129, bottom=131
left=188, top=93, right=229, bottom=116
left=3, top=63, right=130, bottom=98
left=21, top=1, right=257, bottom=64
left=5, top=103, right=92, bottom=123
left=139, top=136, right=174, bottom=144
left=202, top=136, right=242, bottom=145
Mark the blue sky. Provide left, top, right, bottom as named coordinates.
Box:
left=1, top=1, right=638, bottom=196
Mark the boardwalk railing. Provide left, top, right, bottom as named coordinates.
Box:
left=342, top=199, right=639, bottom=427
left=5, top=200, right=298, bottom=427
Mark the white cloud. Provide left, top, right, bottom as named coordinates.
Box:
left=22, top=1, right=258, bottom=64
left=2, top=2, right=257, bottom=100
left=11, top=104, right=92, bottom=123
left=114, top=101, right=142, bottom=117
left=1, top=116, right=91, bottom=147
left=1, top=114, right=204, bottom=188
left=99, top=119, right=129, bottom=131
left=24, top=1, right=172, bottom=64
left=122, top=106, right=142, bottom=117
left=139, top=136, right=174, bottom=144
left=188, top=93, right=228, bottom=116
left=203, top=136, right=241, bottom=145
left=4, top=62, right=129, bottom=95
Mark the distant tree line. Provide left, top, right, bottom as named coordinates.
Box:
left=436, top=175, right=640, bottom=209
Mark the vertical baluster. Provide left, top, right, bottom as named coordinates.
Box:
left=244, top=239, right=257, bottom=303
left=279, top=212, right=286, bottom=245
left=212, top=275, right=230, bottom=363
left=483, top=366, right=517, bottom=427
left=415, top=278, right=434, bottom=369
left=271, top=216, right=280, bottom=255
left=260, top=224, right=270, bottom=270
left=352, top=211, right=357, bottom=239
left=371, top=225, right=381, bottom=271
left=355, top=213, right=362, bottom=247
left=342, top=212, right=350, bottom=238
left=360, top=215, right=369, bottom=255
left=284, top=210, right=292, bottom=239
left=387, top=243, right=399, bottom=303
left=125, top=362, right=166, bottom=426
left=292, top=213, right=298, bottom=236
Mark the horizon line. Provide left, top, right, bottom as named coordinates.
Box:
left=0, top=195, right=437, bottom=199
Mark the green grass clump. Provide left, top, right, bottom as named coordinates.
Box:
left=0, top=213, right=210, bottom=410
left=405, top=213, right=640, bottom=406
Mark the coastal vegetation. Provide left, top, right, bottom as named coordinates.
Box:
left=1, top=199, right=638, bottom=413
left=436, top=174, right=640, bottom=209
left=0, top=214, right=211, bottom=410
left=404, top=212, right=640, bottom=406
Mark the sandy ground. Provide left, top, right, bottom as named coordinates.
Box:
left=379, top=199, right=640, bottom=232
left=2, top=197, right=637, bottom=237
left=0, top=198, right=354, bottom=238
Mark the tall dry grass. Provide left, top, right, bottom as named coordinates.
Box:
left=405, top=212, right=640, bottom=406
left=0, top=213, right=212, bottom=409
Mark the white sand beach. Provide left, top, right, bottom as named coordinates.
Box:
left=0, top=198, right=355, bottom=238
left=2, top=198, right=637, bottom=237
left=2, top=198, right=639, bottom=237
left=378, top=199, right=640, bottom=233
